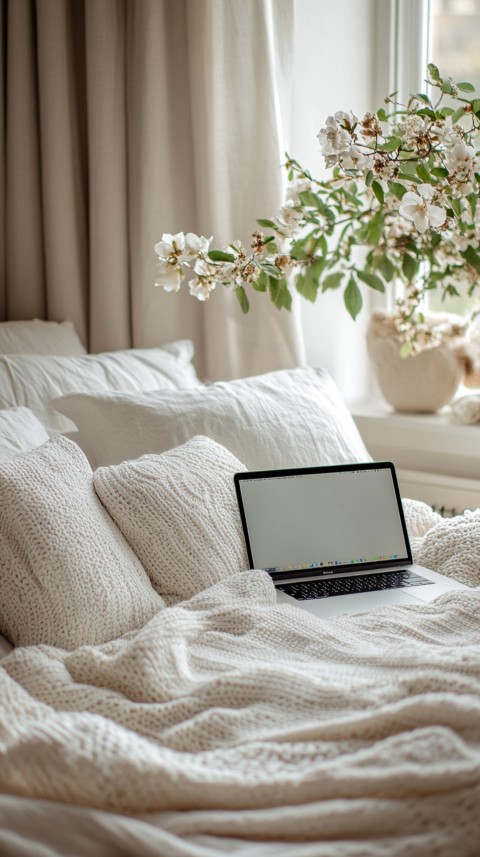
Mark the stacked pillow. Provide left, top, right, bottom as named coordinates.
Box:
left=0, top=434, right=248, bottom=648
left=54, top=366, right=370, bottom=469
left=0, top=364, right=372, bottom=652
left=0, top=407, right=50, bottom=461
left=0, top=436, right=165, bottom=649
left=0, top=340, right=204, bottom=433
left=0, top=319, right=86, bottom=355
left=94, top=436, right=249, bottom=604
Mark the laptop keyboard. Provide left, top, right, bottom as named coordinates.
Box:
left=276, top=569, right=433, bottom=600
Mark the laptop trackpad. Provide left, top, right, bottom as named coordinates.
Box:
left=276, top=587, right=420, bottom=618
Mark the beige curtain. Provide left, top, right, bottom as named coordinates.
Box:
left=0, top=0, right=305, bottom=380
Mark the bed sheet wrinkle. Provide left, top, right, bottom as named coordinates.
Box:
left=1, top=502, right=480, bottom=855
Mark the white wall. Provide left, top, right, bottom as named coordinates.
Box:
left=288, top=0, right=380, bottom=402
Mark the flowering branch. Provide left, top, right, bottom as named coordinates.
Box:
left=155, top=64, right=480, bottom=354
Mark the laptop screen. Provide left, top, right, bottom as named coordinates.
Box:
left=235, top=463, right=412, bottom=577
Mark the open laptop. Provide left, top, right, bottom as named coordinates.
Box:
left=234, top=462, right=466, bottom=619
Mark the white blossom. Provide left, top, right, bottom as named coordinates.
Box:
left=334, top=110, right=358, bottom=129
left=183, top=232, right=212, bottom=259
left=445, top=140, right=479, bottom=189
left=154, top=232, right=186, bottom=262
left=189, top=277, right=216, bottom=301
left=397, top=114, right=428, bottom=149
left=154, top=231, right=211, bottom=265
left=317, top=115, right=351, bottom=164
left=399, top=185, right=446, bottom=234
left=285, top=178, right=312, bottom=205
left=273, top=200, right=304, bottom=238
left=154, top=260, right=183, bottom=292
left=339, top=145, right=368, bottom=172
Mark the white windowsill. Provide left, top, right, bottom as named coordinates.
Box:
left=350, top=398, right=480, bottom=513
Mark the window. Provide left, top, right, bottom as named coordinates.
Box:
left=427, top=0, right=480, bottom=314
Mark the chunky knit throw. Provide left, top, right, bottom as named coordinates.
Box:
left=1, top=499, right=480, bottom=855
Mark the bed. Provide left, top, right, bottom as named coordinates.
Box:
left=1, top=319, right=480, bottom=857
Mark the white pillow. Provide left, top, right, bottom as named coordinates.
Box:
left=0, top=407, right=50, bottom=460
left=0, top=319, right=86, bottom=355
left=0, top=341, right=202, bottom=433
left=55, top=367, right=371, bottom=469
left=0, top=435, right=164, bottom=649
left=94, top=436, right=249, bottom=604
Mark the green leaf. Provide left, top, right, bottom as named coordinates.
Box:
left=356, top=270, right=385, bottom=292
left=373, top=253, right=396, bottom=282
left=314, top=234, right=328, bottom=257
left=377, top=107, right=388, bottom=122
left=321, top=272, right=344, bottom=292
left=262, top=263, right=282, bottom=278
left=431, top=167, right=449, bottom=178
left=289, top=237, right=309, bottom=261
left=256, top=218, right=275, bottom=228
left=414, top=92, right=432, bottom=104
left=269, top=277, right=292, bottom=311
left=451, top=106, right=466, bottom=124
left=473, top=99, right=480, bottom=114
left=400, top=342, right=413, bottom=358
left=298, top=190, right=320, bottom=208
left=295, top=258, right=326, bottom=302
left=438, top=106, right=454, bottom=117
left=253, top=271, right=268, bottom=292
left=416, top=164, right=431, bottom=183
left=208, top=250, right=235, bottom=263
left=371, top=180, right=385, bottom=205
left=416, top=107, right=436, bottom=120
left=381, top=137, right=402, bottom=152
left=388, top=180, right=407, bottom=200
left=450, top=197, right=462, bottom=218
left=235, top=285, right=249, bottom=313
left=397, top=170, right=421, bottom=184
left=463, top=246, right=480, bottom=273
left=441, top=79, right=453, bottom=94
left=366, top=212, right=385, bottom=246
left=457, top=81, right=476, bottom=92
left=344, top=276, right=363, bottom=320
left=427, top=63, right=440, bottom=81
left=365, top=170, right=374, bottom=187
left=402, top=253, right=418, bottom=281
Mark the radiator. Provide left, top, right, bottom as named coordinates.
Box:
left=398, top=468, right=480, bottom=517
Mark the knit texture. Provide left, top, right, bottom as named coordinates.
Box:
left=1, top=564, right=480, bottom=855
left=403, top=498, right=444, bottom=561
left=94, top=436, right=249, bottom=603
left=0, top=435, right=164, bottom=648
left=416, top=508, right=480, bottom=588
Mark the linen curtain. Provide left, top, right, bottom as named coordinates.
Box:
left=0, top=0, right=305, bottom=381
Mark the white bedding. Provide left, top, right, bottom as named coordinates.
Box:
left=1, top=508, right=480, bottom=856
left=1, top=340, right=480, bottom=857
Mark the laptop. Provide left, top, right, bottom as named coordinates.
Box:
left=234, top=461, right=467, bottom=619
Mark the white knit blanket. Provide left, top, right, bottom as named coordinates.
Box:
left=1, top=505, right=480, bottom=856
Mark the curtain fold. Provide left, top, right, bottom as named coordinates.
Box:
left=1, top=0, right=304, bottom=379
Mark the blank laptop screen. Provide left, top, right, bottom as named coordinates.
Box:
left=236, top=466, right=410, bottom=575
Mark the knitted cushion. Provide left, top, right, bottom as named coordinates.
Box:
left=0, top=435, right=164, bottom=648
left=416, top=509, right=480, bottom=588
left=94, top=436, right=249, bottom=603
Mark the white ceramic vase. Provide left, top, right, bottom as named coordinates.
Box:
left=367, top=311, right=466, bottom=414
